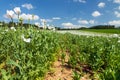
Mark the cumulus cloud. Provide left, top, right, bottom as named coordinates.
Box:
left=89, top=20, right=95, bottom=24
left=22, top=3, right=33, bottom=10
left=61, top=22, right=86, bottom=28
left=35, top=22, right=40, bottom=27
left=108, top=20, right=120, bottom=25
left=40, top=19, right=53, bottom=23
left=62, top=22, right=74, bottom=27
left=45, top=19, right=53, bottom=22
left=73, top=0, right=86, bottom=3
left=114, top=0, right=120, bottom=4
left=78, top=20, right=89, bottom=24
left=98, top=2, right=105, bottom=8
left=62, top=22, right=77, bottom=28
left=19, top=13, right=39, bottom=20
left=92, top=11, right=101, bottom=17
left=52, top=17, right=61, bottom=20
left=118, top=6, right=120, bottom=10
left=78, top=20, right=95, bottom=25
left=72, top=18, right=77, bottom=20
left=114, top=11, right=120, bottom=17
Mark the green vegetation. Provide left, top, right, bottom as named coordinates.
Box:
left=63, top=33, right=120, bottom=80
left=81, top=29, right=120, bottom=34
left=0, top=27, right=61, bottom=80
left=0, top=27, right=120, bottom=80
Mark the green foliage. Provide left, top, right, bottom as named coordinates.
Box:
left=0, top=27, right=120, bottom=80
left=0, top=27, right=61, bottom=80
left=61, top=33, right=120, bottom=80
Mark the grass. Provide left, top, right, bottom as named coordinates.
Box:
left=80, top=29, right=120, bottom=34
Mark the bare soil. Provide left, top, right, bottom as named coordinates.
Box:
left=45, top=52, right=73, bottom=80
left=45, top=51, right=91, bottom=80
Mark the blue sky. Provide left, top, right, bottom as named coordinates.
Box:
left=0, top=0, right=120, bottom=28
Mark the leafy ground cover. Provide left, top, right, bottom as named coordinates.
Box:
left=0, top=27, right=120, bottom=80
left=80, top=29, right=120, bottom=34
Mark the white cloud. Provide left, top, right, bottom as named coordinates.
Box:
left=35, top=22, right=40, bottom=27
left=73, top=0, right=86, bottom=3
left=118, top=6, right=120, bottom=10
left=34, top=15, right=39, bottom=20
left=78, top=20, right=89, bottom=24
left=108, top=20, right=120, bottom=25
left=52, top=17, right=61, bottom=20
left=40, top=19, right=53, bottom=23
left=114, top=11, right=120, bottom=17
left=46, top=19, right=53, bottom=22
left=62, top=22, right=74, bottom=27
left=114, top=0, right=120, bottom=4
left=62, top=22, right=77, bottom=28
left=22, top=3, right=33, bottom=10
left=78, top=20, right=95, bottom=24
left=72, top=18, right=77, bottom=20
left=98, top=2, right=105, bottom=8
left=19, top=13, right=39, bottom=20
left=89, top=20, right=95, bottom=24
left=92, top=11, right=101, bottom=17
left=61, top=22, right=86, bottom=28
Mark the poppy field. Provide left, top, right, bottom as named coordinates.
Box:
left=0, top=27, right=120, bottom=80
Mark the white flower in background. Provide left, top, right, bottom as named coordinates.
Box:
left=14, top=7, right=21, bottom=15
left=113, top=34, right=119, bottom=37
left=118, top=40, right=120, bottom=43
left=5, top=29, right=9, bottom=32
left=10, top=27, right=16, bottom=31
left=14, top=7, right=21, bottom=26
left=6, top=10, right=14, bottom=18
left=28, top=14, right=32, bottom=20
left=53, top=28, right=56, bottom=31
left=1, top=32, right=4, bottom=34
left=21, top=34, right=31, bottom=43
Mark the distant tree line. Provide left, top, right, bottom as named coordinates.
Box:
left=89, top=25, right=115, bottom=29
left=0, top=21, right=39, bottom=29
left=57, top=25, right=120, bottom=30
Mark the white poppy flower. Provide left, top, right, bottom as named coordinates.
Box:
left=118, top=40, right=120, bottom=43
left=23, top=38, right=31, bottom=43
left=6, top=10, right=14, bottom=18
left=14, top=7, right=21, bottom=15
left=10, top=27, right=16, bottom=31
left=5, top=29, right=9, bottom=32
left=52, top=28, right=56, bottom=31
left=113, top=34, right=119, bottom=37
left=21, top=34, right=31, bottom=43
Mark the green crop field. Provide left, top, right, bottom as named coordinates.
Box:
left=80, top=29, right=120, bottom=34
left=0, top=27, right=120, bottom=80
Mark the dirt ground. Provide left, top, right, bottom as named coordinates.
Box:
left=45, top=51, right=73, bottom=80
left=45, top=51, right=91, bottom=80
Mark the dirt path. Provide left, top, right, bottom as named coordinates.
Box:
left=45, top=50, right=92, bottom=80
left=45, top=52, right=73, bottom=80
